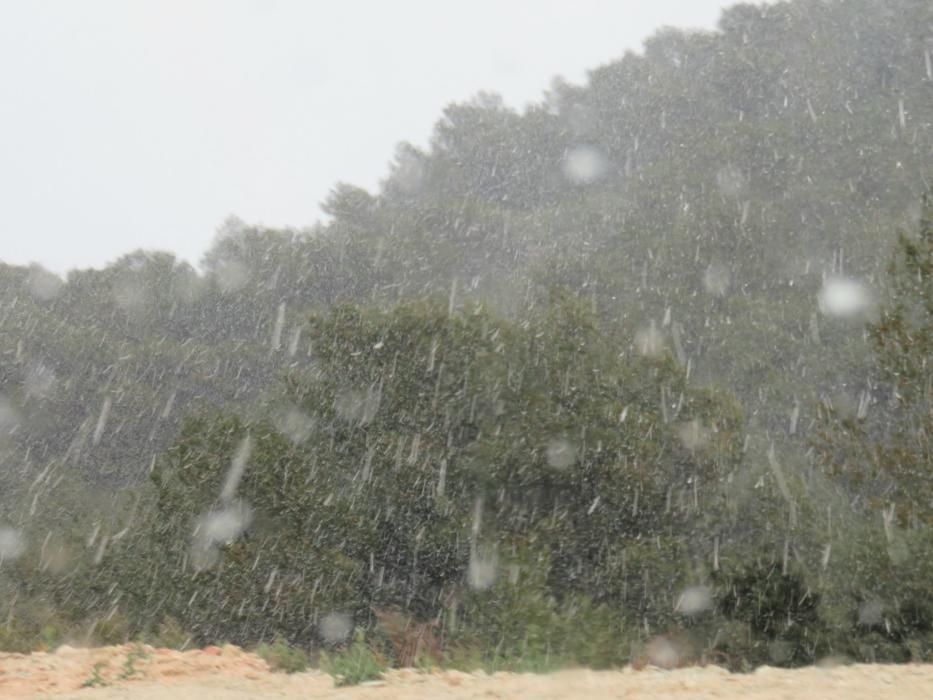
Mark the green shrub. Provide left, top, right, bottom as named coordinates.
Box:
left=38, top=623, right=64, bottom=651
left=320, top=630, right=387, bottom=686
left=451, top=545, right=632, bottom=671
left=0, top=600, right=76, bottom=653
left=118, top=644, right=150, bottom=680
left=714, top=561, right=822, bottom=667
left=255, top=638, right=310, bottom=673
left=0, top=622, right=38, bottom=654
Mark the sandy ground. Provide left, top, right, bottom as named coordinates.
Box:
left=2, top=644, right=933, bottom=699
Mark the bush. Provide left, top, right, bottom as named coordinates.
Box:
left=713, top=561, right=822, bottom=667
left=320, top=630, right=387, bottom=686
left=255, top=638, right=310, bottom=673
left=108, top=298, right=743, bottom=656
left=449, top=545, right=632, bottom=671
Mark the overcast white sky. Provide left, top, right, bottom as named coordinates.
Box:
left=1, top=0, right=735, bottom=274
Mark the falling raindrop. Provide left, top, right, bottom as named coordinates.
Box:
left=220, top=435, right=253, bottom=502
left=270, top=302, right=286, bottom=351
left=92, top=397, right=112, bottom=445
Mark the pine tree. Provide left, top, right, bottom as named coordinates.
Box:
left=817, top=189, right=932, bottom=524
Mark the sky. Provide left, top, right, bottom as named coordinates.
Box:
left=0, top=0, right=736, bottom=274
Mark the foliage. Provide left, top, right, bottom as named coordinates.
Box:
left=255, top=638, right=310, bottom=674
left=815, top=190, right=932, bottom=523
left=320, top=630, right=387, bottom=686
left=118, top=644, right=150, bottom=680
left=81, top=662, right=109, bottom=689
left=94, top=297, right=743, bottom=659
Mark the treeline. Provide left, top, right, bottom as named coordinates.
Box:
left=0, top=0, right=931, bottom=670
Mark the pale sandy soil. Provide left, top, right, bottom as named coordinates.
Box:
left=3, top=644, right=932, bottom=699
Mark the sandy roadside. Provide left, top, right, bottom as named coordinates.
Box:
left=3, top=644, right=932, bottom=700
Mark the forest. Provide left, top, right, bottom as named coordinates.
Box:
left=0, top=0, right=931, bottom=673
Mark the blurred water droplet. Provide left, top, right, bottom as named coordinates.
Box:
left=467, top=545, right=498, bottom=591
left=546, top=439, right=577, bottom=469
left=172, top=267, right=205, bottom=304
left=392, top=150, right=425, bottom=195
left=768, top=639, right=793, bottom=664
left=816, top=655, right=852, bottom=669
left=562, top=145, right=608, bottom=185
left=23, top=363, right=57, bottom=400
left=0, top=527, right=25, bottom=561
left=857, top=599, right=884, bottom=626
left=112, top=277, right=148, bottom=318
left=272, top=406, right=315, bottom=444
left=677, top=420, right=709, bottom=451
left=635, top=322, right=665, bottom=357
left=190, top=500, right=252, bottom=572
left=39, top=539, right=72, bottom=574
left=319, top=612, right=353, bottom=645
left=195, top=501, right=253, bottom=547
left=817, top=277, right=873, bottom=318
left=335, top=385, right=381, bottom=426
left=702, top=263, right=731, bottom=297
left=887, top=536, right=909, bottom=566
left=190, top=541, right=220, bottom=572
left=25, top=266, right=63, bottom=300
left=0, top=395, right=21, bottom=434
left=674, top=585, right=712, bottom=615
left=215, top=259, right=250, bottom=293
left=646, top=636, right=681, bottom=669
left=715, top=164, right=746, bottom=197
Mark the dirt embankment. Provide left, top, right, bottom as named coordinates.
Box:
left=3, top=644, right=933, bottom=699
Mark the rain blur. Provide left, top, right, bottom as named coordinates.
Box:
left=0, top=0, right=932, bottom=686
